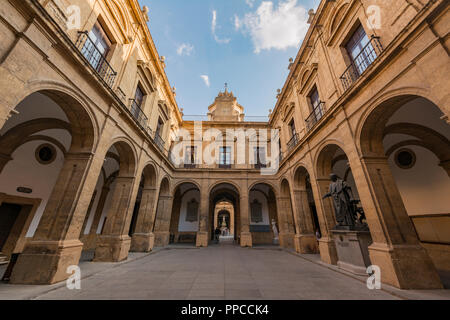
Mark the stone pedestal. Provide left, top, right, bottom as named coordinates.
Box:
left=10, top=239, right=83, bottom=284
left=331, top=229, right=372, bottom=275
left=93, top=235, right=131, bottom=262
left=153, top=231, right=170, bottom=247
left=130, top=232, right=154, bottom=252
left=196, top=231, right=208, bottom=247
left=294, top=234, right=318, bottom=253
left=240, top=232, right=252, bottom=247
left=279, top=232, right=295, bottom=248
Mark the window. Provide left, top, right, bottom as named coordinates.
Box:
left=186, top=199, right=199, bottom=222
left=219, top=146, right=231, bottom=167
left=254, top=147, right=266, bottom=168
left=134, top=85, right=145, bottom=107
left=346, top=24, right=376, bottom=75
left=185, top=146, right=196, bottom=167
left=289, top=120, right=296, bottom=138
left=155, top=118, right=164, bottom=137
left=309, top=87, right=324, bottom=121
left=82, top=22, right=111, bottom=71
left=250, top=199, right=263, bottom=223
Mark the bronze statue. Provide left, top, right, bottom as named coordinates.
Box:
left=322, top=173, right=358, bottom=229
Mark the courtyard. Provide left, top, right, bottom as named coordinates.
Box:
left=1, top=245, right=449, bottom=300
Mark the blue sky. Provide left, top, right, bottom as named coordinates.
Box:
left=143, top=0, right=320, bottom=117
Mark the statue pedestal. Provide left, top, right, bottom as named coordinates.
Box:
left=331, top=229, right=372, bottom=275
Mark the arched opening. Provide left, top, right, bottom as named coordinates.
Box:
left=293, top=166, right=320, bottom=253
left=168, top=182, right=200, bottom=245
left=360, top=95, right=449, bottom=288
left=315, top=143, right=368, bottom=266
left=248, top=183, right=278, bottom=246
left=153, top=177, right=172, bottom=247
left=129, top=164, right=158, bottom=252
left=93, top=140, right=137, bottom=262
left=209, top=183, right=240, bottom=245
left=0, top=89, right=96, bottom=284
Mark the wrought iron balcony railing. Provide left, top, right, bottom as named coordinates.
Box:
left=130, top=99, right=148, bottom=128
left=184, top=163, right=198, bottom=169
left=306, top=102, right=326, bottom=131
left=76, top=31, right=117, bottom=88
left=340, top=36, right=383, bottom=91
left=287, top=133, right=300, bottom=152
left=219, top=163, right=232, bottom=169
left=154, top=132, right=165, bottom=152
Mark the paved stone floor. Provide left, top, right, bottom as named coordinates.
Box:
left=1, top=245, right=449, bottom=300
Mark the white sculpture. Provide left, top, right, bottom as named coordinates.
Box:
left=272, top=219, right=279, bottom=245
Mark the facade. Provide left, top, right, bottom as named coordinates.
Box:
left=0, top=0, right=448, bottom=291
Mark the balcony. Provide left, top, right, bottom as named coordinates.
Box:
left=306, top=102, right=326, bottom=131
left=154, top=132, right=165, bottom=152
left=130, top=99, right=148, bottom=128
left=287, top=133, right=300, bottom=152
left=184, top=163, right=198, bottom=169
left=340, top=36, right=383, bottom=91
left=76, top=31, right=117, bottom=88
left=219, top=164, right=232, bottom=169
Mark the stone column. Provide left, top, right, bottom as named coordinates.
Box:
left=314, top=178, right=338, bottom=265
left=196, top=189, right=209, bottom=247
left=292, top=189, right=317, bottom=253
left=276, top=196, right=295, bottom=249
left=240, top=189, right=252, bottom=247
left=10, top=152, right=96, bottom=284
left=130, top=186, right=158, bottom=252
left=360, top=156, right=443, bottom=289
left=94, top=176, right=136, bottom=262
left=153, top=194, right=174, bottom=247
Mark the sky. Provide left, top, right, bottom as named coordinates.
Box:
left=143, top=0, right=320, bottom=118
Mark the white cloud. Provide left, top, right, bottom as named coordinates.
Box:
left=236, top=0, right=309, bottom=53
left=212, top=10, right=231, bottom=44
left=176, top=43, right=194, bottom=56
left=245, top=0, right=256, bottom=7
left=200, top=75, right=210, bottom=87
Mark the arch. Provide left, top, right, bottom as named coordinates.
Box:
left=356, top=89, right=445, bottom=154
left=208, top=180, right=242, bottom=196
left=9, top=81, right=99, bottom=153
left=172, top=179, right=201, bottom=196
left=159, top=176, right=170, bottom=197
left=315, top=142, right=350, bottom=179
left=248, top=181, right=278, bottom=197
left=293, top=165, right=311, bottom=190
left=140, top=163, right=157, bottom=188
left=105, top=140, right=137, bottom=177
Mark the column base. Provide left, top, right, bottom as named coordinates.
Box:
left=196, top=232, right=208, bottom=247
left=153, top=231, right=170, bottom=247
left=369, top=242, right=443, bottom=289
left=130, top=233, right=154, bottom=252
left=9, top=239, right=83, bottom=285
left=318, top=237, right=338, bottom=265
left=80, top=233, right=98, bottom=250
left=279, top=232, right=295, bottom=249
left=93, top=235, right=131, bottom=262
left=240, top=232, right=252, bottom=247
left=294, top=234, right=318, bottom=254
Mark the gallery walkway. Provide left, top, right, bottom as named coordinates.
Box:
left=1, top=245, right=449, bottom=300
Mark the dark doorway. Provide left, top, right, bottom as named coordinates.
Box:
left=0, top=203, right=22, bottom=252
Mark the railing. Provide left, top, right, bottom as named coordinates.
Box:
left=76, top=31, right=117, bottom=88
left=253, top=163, right=267, bottom=169
left=287, top=133, right=300, bottom=152
left=306, top=102, right=326, bottom=131
left=219, top=163, right=232, bottom=169
left=184, top=163, right=198, bottom=169
left=154, top=132, right=165, bottom=152
left=130, top=99, right=148, bottom=128
left=340, top=36, right=383, bottom=91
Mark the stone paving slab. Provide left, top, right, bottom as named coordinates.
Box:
left=0, top=246, right=449, bottom=300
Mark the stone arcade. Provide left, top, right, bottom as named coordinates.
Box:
left=0, top=0, right=449, bottom=291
